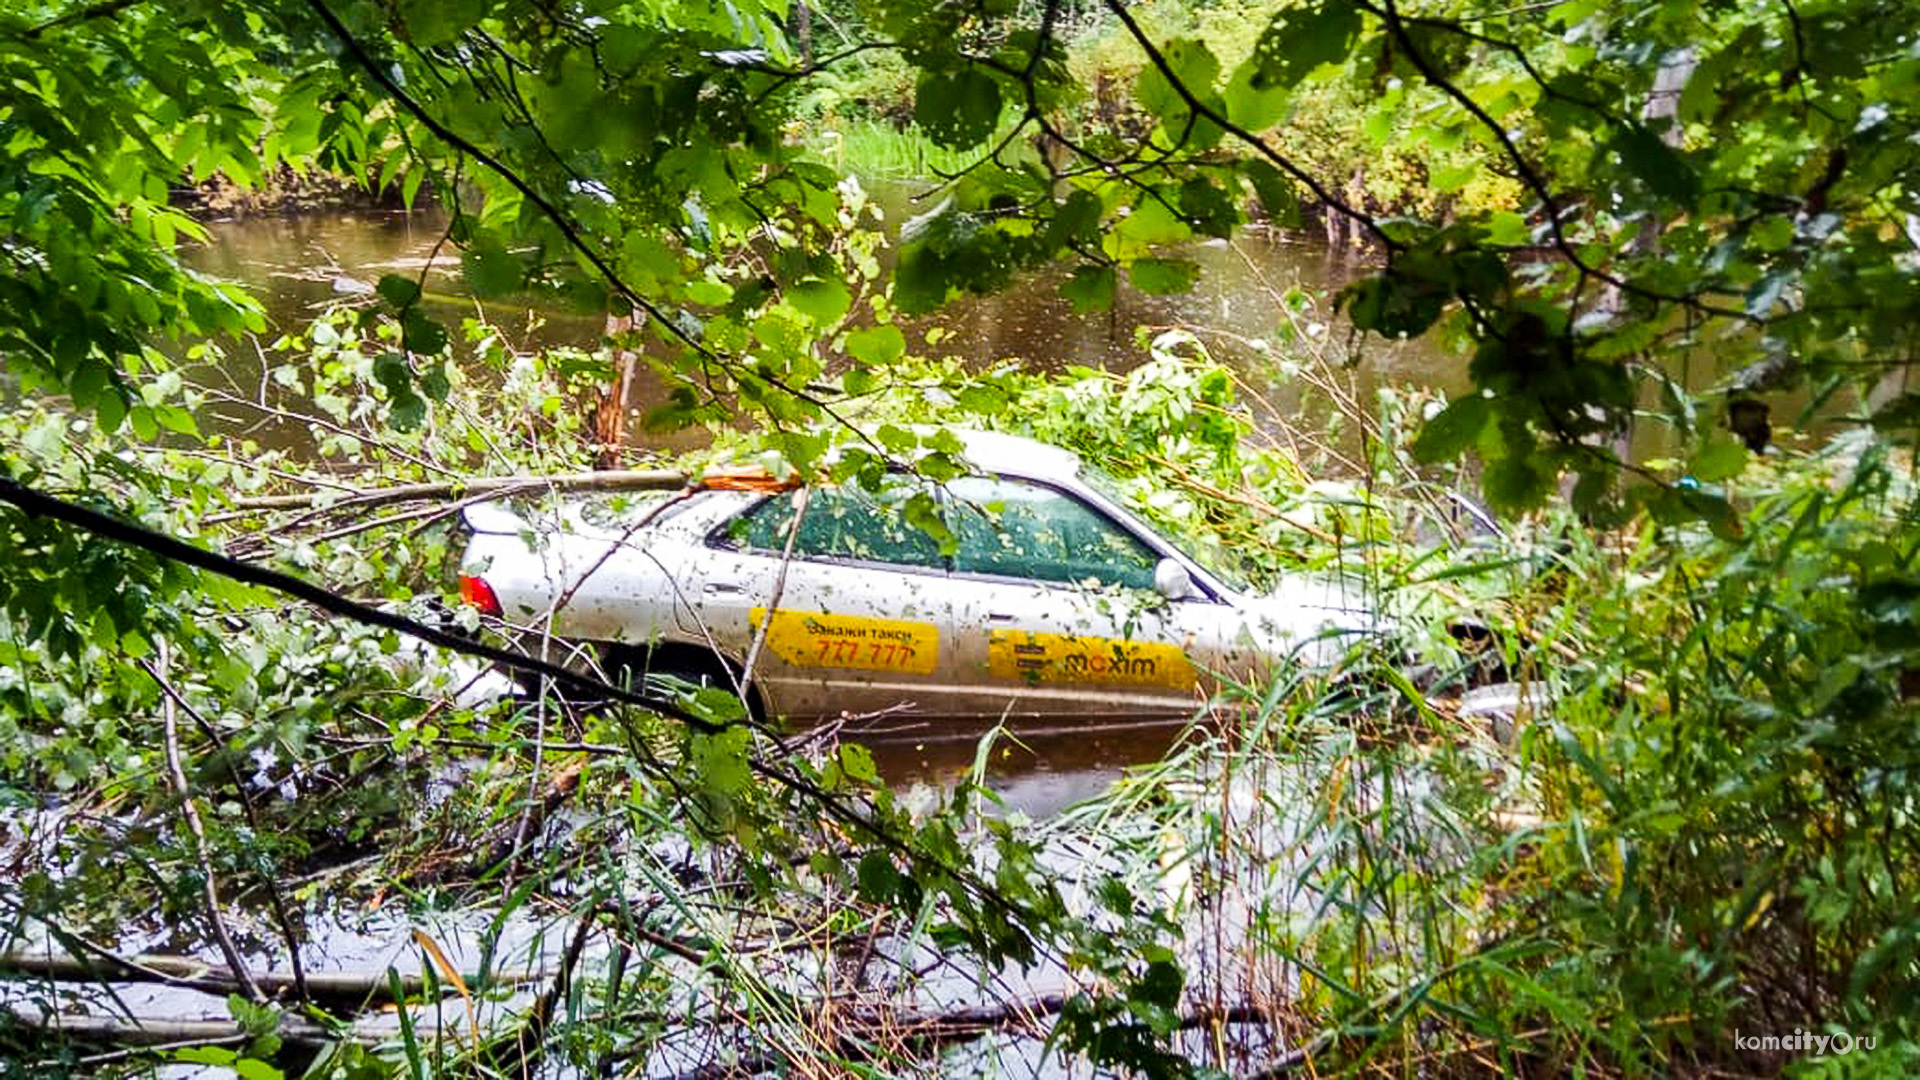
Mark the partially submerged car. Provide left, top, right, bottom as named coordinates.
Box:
left=456, top=430, right=1381, bottom=722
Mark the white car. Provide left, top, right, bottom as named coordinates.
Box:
left=456, top=431, right=1378, bottom=722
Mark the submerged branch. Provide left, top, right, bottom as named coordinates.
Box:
left=0, top=950, right=533, bottom=1004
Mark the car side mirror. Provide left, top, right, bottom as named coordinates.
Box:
left=1153, top=558, right=1202, bottom=601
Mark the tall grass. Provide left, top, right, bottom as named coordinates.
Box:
left=806, top=119, right=1017, bottom=181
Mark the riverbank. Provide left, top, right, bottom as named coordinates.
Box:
left=171, top=165, right=421, bottom=220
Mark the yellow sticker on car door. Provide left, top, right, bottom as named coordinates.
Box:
left=987, top=629, right=1194, bottom=690
left=750, top=608, right=940, bottom=674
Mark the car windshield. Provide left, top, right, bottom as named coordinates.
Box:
left=1078, top=464, right=1254, bottom=593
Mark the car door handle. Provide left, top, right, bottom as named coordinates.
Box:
left=704, top=581, right=747, bottom=595
left=986, top=612, right=1017, bottom=622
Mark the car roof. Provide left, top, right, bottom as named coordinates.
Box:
left=952, top=428, right=1084, bottom=484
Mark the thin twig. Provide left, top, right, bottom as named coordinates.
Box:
left=155, top=639, right=263, bottom=1002
left=142, top=661, right=310, bottom=1003
left=737, top=487, right=808, bottom=705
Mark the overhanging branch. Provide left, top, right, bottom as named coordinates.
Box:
left=0, top=476, right=722, bottom=733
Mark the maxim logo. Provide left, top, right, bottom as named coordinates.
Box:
left=1061, top=652, right=1157, bottom=678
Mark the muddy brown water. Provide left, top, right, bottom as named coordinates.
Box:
left=180, top=206, right=1467, bottom=455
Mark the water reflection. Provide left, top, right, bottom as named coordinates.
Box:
left=850, top=717, right=1190, bottom=819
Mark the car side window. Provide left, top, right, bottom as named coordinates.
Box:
left=727, top=478, right=945, bottom=570
left=947, top=476, right=1160, bottom=590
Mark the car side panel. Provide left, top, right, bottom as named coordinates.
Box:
left=946, top=580, right=1251, bottom=717
left=675, top=547, right=975, bottom=722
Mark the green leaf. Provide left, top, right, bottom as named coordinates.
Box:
left=1137, top=38, right=1220, bottom=125
left=914, top=69, right=1002, bottom=150
left=95, top=387, right=127, bottom=433
left=904, top=490, right=956, bottom=554
left=1670, top=486, right=1744, bottom=542
left=1128, top=257, right=1200, bottom=295
left=128, top=405, right=159, bottom=441
left=1061, top=265, right=1117, bottom=313
left=1224, top=58, right=1290, bottom=129
left=461, top=240, right=522, bottom=298
left=845, top=324, right=906, bottom=367
left=838, top=743, right=879, bottom=784
left=856, top=849, right=900, bottom=902
left=787, top=276, right=851, bottom=325
left=1689, top=436, right=1749, bottom=482
left=1241, top=160, right=1300, bottom=227
left=1108, top=197, right=1191, bottom=260
left=1612, top=124, right=1699, bottom=205
left=1179, top=176, right=1237, bottom=238
left=1482, top=452, right=1555, bottom=512
left=956, top=383, right=1009, bottom=415
left=401, top=0, right=485, bottom=47
left=373, top=350, right=411, bottom=395
left=377, top=274, right=421, bottom=309
left=419, top=363, right=452, bottom=402
left=1247, top=2, right=1362, bottom=91
left=620, top=232, right=680, bottom=292
left=1483, top=211, right=1531, bottom=246
left=682, top=279, right=732, bottom=306
left=1338, top=273, right=1445, bottom=339
left=1043, top=189, right=1104, bottom=251
left=1412, top=395, right=1492, bottom=464
left=389, top=391, right=427, bottom=432
left=401, top=309, right=449, bottom=355
left=235, top=1059, right=285, bottom=1080
left=691, top=726, right=752, bottom=797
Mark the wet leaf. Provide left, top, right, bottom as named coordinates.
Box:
left=1137, top=37, right=1220, bottom=125
left=787, top=276, right=851, bottom=325
left=1246, top=1, right=1362, bottom=91
left=376, top=273, right=421, bottom=309
left=846, top=324, right=906, bottom=367
left=401, top=309, right=448, bottom=355
left=1413, top=395, right=1491, bottom=464
left=1128, top=257, right=1200, bottom=295
left=461, top=240, right=522, bottom=298
left=1062, top=265, right=1117, bottom=313
left=1241, top=160, right=1300, bottom=227
left=856, top=849, right=900, bottom=901
left=915, top=68, right=1001, bottom=150
left=1689, top=436, right=1749, bottom=482
left=1612, top=124, right=1699, bottom=206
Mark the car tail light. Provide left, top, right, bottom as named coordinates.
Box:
left=458, top=574, right=502, bottom=618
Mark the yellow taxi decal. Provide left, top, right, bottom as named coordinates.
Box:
left=750, top=608, right=939, bottom=674
left=988, top=629, right=1194, bottom=690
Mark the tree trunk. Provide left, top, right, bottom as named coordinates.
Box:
left=593, top=313, right=638, bottom=470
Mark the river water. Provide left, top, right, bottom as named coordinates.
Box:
left=182, top=207, right=1464, bottom=453
left=180, top=205, right=1451, bottom=810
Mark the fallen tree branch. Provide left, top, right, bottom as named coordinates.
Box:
left=0, top=476, right=723, bottom=734
left=15, top=1011, right=348, bottom=1051
left=217, top=469, right=688, bottom=515
left=0, top=950, right=557, bottom=1004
